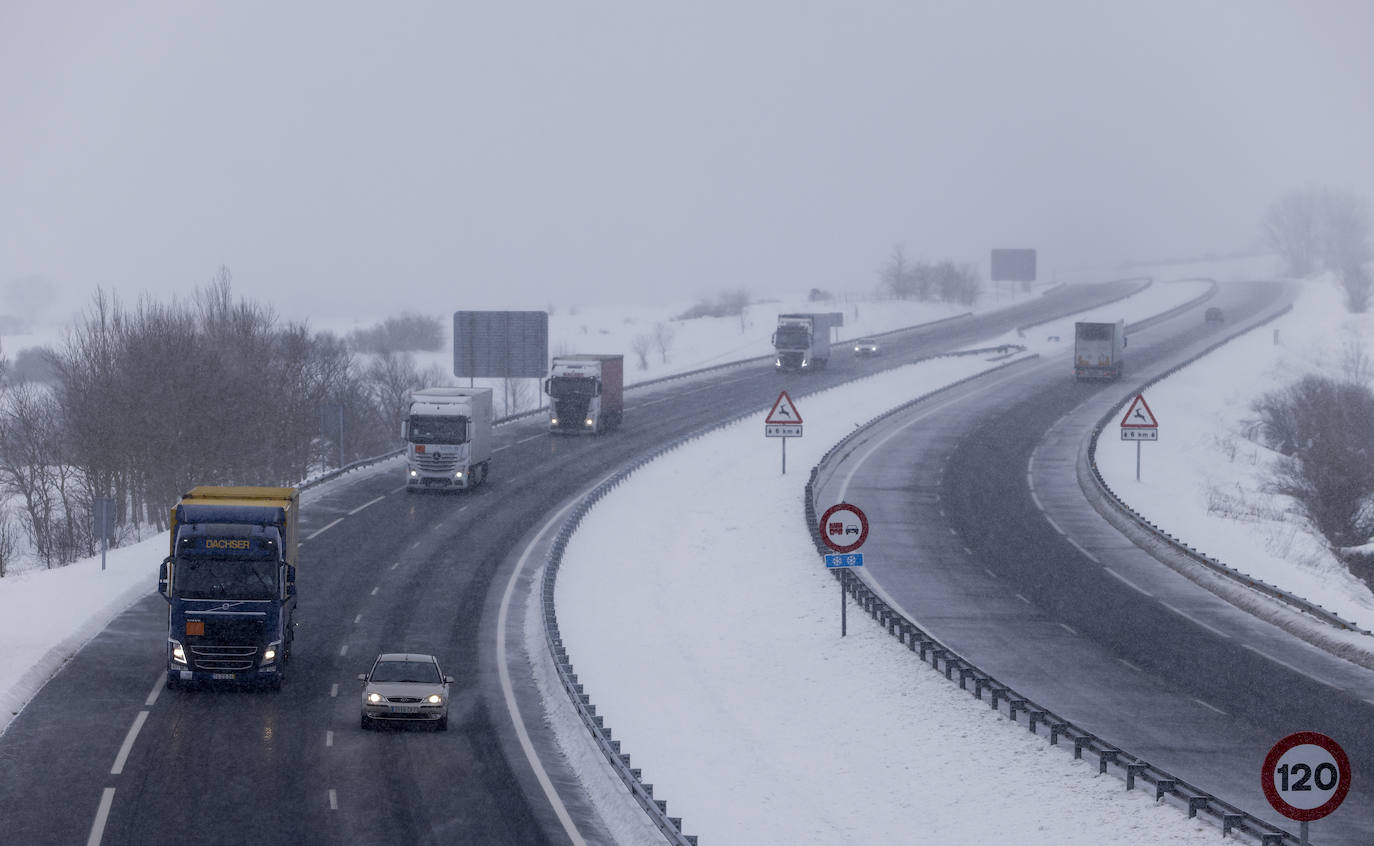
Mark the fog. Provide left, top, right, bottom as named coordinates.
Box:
left=3, top=1, right=1372, bottom=324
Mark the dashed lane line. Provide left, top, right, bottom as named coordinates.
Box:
left=307, top=518, right=343, bottom=541
left=1161, top=602, right=1232, bottom=640
left=326, top=731, right=334, bottom=747
left=1193, top=698, right=1229, bottom=716
left=86, top=787, right=116, bottom=846
left=330, top=684, right=339, bottom=698
left=348, top=496, right=385, bottom=515
left=329, top=789, right=338, bottom=810
left=1104, top=567, right=1152, bottom=597
left=110, top=711, right=149, bottom=776
left=145, top=673, right=166, bottom=707
left=1057, top=623, right=1078, bottom=636
left=339, top=644, right=349, bottom=656
left=370, top=586, right=379, bottom=596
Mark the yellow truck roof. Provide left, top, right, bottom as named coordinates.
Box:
left=181, top=486, right=297, bottom=508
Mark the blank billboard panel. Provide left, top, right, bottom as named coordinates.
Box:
left=990, top=249, right=1037, bottom=282
left=453, top=311, right=549, bottom=378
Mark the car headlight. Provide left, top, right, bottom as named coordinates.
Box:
left=261, top=641, right=280, bottom=665
left=551, top=417, right=559, bottom=425
left=427, top=694, right=443, bottom=705
left=584, top=418, right=593, bottom=426
left=367, top=692, right=383, bottom=704
left=409, top=469, right=417, bottom=477
left=171, top=641, right=187, bottom=665
left=455, top=471, right=463, bottom=478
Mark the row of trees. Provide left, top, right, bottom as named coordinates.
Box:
left=1263, top=185, right=1372, bottom=311
left=0, top=269, right=445, bottom=573
left=879, top=246, right=982, bottom=306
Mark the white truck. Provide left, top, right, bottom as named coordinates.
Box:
left=545, top=354, right=624, bottom=434
left=772, top=313, right=831, bottom=372
left=402, top=387, right=492, bottom=491
left=1073, top=321, right=1126, bottom=381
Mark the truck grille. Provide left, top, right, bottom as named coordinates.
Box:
left=190, top=644, right=258, bottom=671
left=413, top=453, right=460, bottom=471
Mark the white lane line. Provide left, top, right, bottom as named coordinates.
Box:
left=947, top=527, right=958, bottom=537
left=1057, top=623, right=1078, bottom=636
left=1117, top=658, right=1144, bottom=673
left=1161, top=602, right=1231, bottom=639
left=1015, top=594, right=1031, bottom=605
left=339, top=644, right=349, bottom=656
left=458, top=504, right=470, bottom=512
left=962, top=546, right=973, bottom=556
left=370, top=586, right=379, bottom=596
left=1193, top=698, right=1228, bottom=716
left=145, top=673, right=166, bottom=707
left=1241, top=644, right=1339, bottom=689
left=1104, top=567, right=1152, bottom=597
left=354, top=614, right=362, bottom=624
left=390, top=561, right=400, bottom=570
left=1065, top=536, right=1100, bottom=564
left=410, top=541, right=421, bottom=549
left=348, top=496, right=385, bottom=515
left=984, top=568, right=997, bottom=579
left=110, top=711, right=149, bottom=775
left=1042, top=513, right=1064, bottom=535
left=326, top=731, right=334, bottom=747
left=86, top=787, right=116, bottom=846
left=390, top=485, right=408, bottom=494
left=328, top=789, right=338, bottom=810
left=330, top=684, right=339, bottom=698
left=496, top=433, right=547, bottom=452
left=500, top=475, right=620, bottom=846
left=307, top=518, right=343, bottom=540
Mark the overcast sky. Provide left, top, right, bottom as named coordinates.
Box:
left=3, top=1, right=1372, bottom=325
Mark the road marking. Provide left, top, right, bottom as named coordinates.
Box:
left=330, top=683, right=338, bottom=698
left=86, top=787, right=116, bottom=846
left=145, top=673, right=166, bottom=707
left=339, top=644, right=349, bottom=656
left=390, top=561, right=400, bottom=570
left=984, top=568, right=997, bottom=579
left=371, top=586, right=379, bottom=596
left=1041, top=512, right=1063, bottom=535
left=1161, top=602, right=1231, bottom=639
left=1015, top=594, right=1031, bottom=605
left=1065, top=537, right=1100, bottom=564
left=458, top=504, right=470, bottom=512
left=348, top=496, right=385, bottom=515
left=111, top=710, right=149, bottom=775
left=307, top=518, right=343, bottom=540
left=328, top=789, right=338, bottom=810
left=390, top=485, right=408, bottom=494
left=1117, top=658, right=1143, bottom=673
left=947, top=527, right=958, bottom=537
left=1057, top=623, right=1078, bottom=636
left=1241, top=644, right=1338, bottom=689
left=1193, top=698, right=1228, bottom=716
left=411, top=541, right=421, bottom=549
left=1104, top=567, right=1151, bottom=596
left=963, top=546, right=973, bottom=555
left=326, top=731, right=334, bottom=747
left=354, top=614, right=362, bottom=624
left=500, top=475, right=621, bottom=846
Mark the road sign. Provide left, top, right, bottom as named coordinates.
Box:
left=1262, top=732, right=1351, bottom=822
left=1120, top=393, right=1159, bottom=429
left=765, top=391, right=803, bottom=425
left=819, top=503, right=868, bottom=554
left=825, top=553, right=864, bottom=568
left=766, top=424, right=802, bottom=437
left=1121, top=429, right=1158, bottom=441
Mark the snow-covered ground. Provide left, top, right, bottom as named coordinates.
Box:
left=554, top=277, right=1237, bottom=844
left=7, top=256, right=1371, bottom=845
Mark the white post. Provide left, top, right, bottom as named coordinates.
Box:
left=1135, top=440, right=1141, bottom=481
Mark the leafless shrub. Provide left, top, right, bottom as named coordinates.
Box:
left=1341, top=262, right=1373, bottom=314
left=653, top=322, right=675, bottom=364
left=631, top=334, right=652, bottom=370
left=1263, top=185, right=1371, bottom=280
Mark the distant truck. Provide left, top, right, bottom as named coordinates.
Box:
left=772, top=313, right=831, bottom=372
left=1073, top=320, right=1126, bottom=380
left=159, top=486, right=299, bottom=690
left=403, top=387, right=493, bottom=490
left=545, top=354, right=624, bottom=434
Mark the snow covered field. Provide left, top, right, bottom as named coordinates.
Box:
left=6, top=257, right=1370, bottom=845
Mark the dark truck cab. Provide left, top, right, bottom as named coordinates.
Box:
left=159, top=487, right=298, bottom=690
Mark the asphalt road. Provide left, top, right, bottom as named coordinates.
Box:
left=0, top=280, right=1145, bottom=846
left=817, top=280, right=1374, bottom=844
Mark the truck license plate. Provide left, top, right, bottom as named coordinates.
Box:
left=212, top=673, right=235, bottom=680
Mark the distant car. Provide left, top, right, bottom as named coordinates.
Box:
left=359, top=653, right=452, bottom=730
left=852, top=338, right=881, bottom=357
left=1204, top=307, right=1224, bottom=324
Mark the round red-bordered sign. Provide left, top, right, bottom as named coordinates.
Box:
left=819, top=503, right=869, bottom=554
left=1261, top=731, right=1351, bottom=822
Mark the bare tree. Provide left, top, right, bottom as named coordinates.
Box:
left=631, top=334, right=652, bottom=370
left=1263, top=186, right=1371, bottom=278
left=1342, top=263, right=1373, bottom=314
left=880, top=244, right=918, bottom=299
left=652, top=322, right=675, bottom=364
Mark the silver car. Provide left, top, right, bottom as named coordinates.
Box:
left=359, top=653, right=452, bottom=730
left=852, top=338, right=881, bottom=357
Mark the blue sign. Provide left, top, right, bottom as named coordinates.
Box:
left=825, top=553, right=864, bottom=568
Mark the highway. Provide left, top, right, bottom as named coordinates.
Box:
left=814, top=280, right=1374, bottom=844
left=0, top=280, right=1147, bottom=846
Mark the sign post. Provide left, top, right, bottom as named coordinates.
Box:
left=1262, top=731, right=1351, bottom=846
left=93, top=496, right=115, bottom=571
left=819, top=503, right=869, bottom=637
left=764, top=391, right=803, bottom=474
left=1119, top=393, right=1159, bottom=481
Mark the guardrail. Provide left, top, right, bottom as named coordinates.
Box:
left=804, top=357, right=1303, bottom=845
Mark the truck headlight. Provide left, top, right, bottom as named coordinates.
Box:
left=584, top=418, right=593, bottom=427
left=261, top=642, right=281, bottom=665
left=409, top=469, right=417, bottom=477
left=171, top=641, right=187, bottom=665
left=551, top=417, right=559, bottom=425
left=455, top=471, right=463, bottom=478
left=775, top=358, right=781, bottom=366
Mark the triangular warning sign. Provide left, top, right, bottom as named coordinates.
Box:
left=1120, top=393, right=1159, bottom=428
left=766, top=391, right=803, bottom=424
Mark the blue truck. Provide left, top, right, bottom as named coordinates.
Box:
left=158, top=486, right=299, bottom=690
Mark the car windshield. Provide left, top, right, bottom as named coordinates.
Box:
left=175, top=556, right=277, bottom=600
left=371, top=660, right=441, bottom=683
left=858, top=339, right=876, bottom=345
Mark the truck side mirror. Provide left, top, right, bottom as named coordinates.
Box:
left=400, top=420, right=409, bottom=440
left=595, top=382, right=602, bottom=396
left=1122, top=337, right=1128, bottom=347
left=158, top=557, right=172, bottom=602
left=284, top=565, right=296, bottom=598
left=543, top=378, right=550, bottom=395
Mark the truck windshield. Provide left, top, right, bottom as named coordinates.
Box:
left=176, top=556, right=278, bottom=600
left=775, top=326, right=811, bottom=348
left=409, top=415, right=468, bottom=444
left=549, top=376, right=597, bottom=397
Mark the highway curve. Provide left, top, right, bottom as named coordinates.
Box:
left=0, top=280, right=1142, bottom=846
left=816, top=280, right=1374, bottom=845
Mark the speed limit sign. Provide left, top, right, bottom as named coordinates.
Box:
left=1262, top=732, right=1351, bottom=822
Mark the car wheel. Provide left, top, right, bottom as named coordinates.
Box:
left=436, top=714, right=448, bottom=732
left=361, top=714, right=372, bottom=731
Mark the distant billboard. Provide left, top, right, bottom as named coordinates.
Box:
left=990, top=249, right=1037, bottom=282
left=452, top=310, right=549, bottom=378
left=825, top=311, right=844, bottom=328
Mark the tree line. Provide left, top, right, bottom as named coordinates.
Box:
left=0, top=269, right=445, bottom=574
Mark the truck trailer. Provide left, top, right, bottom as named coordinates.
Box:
left=545, top=354, right=624, bottom=434
left=159, top=486, right=299, bottom=690
left=403, top=387, right=493, bottom=490
left=1073, top=320, right=1126, bottom=380
left=772, top=313, right=831, bottom=372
